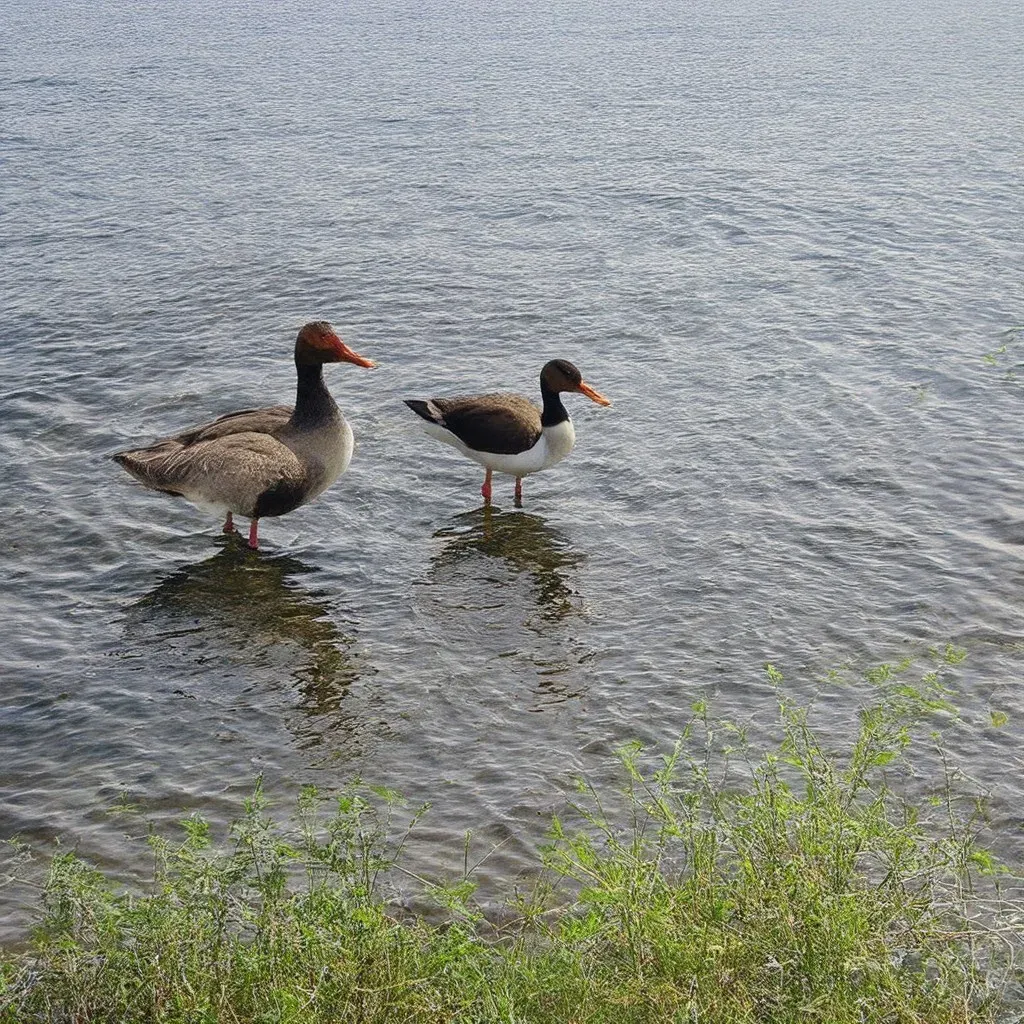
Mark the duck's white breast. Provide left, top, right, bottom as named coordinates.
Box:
left=442, top=418, right=576, bottom=476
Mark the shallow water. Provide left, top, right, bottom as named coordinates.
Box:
left=2, top=0, right=1024, bottom=935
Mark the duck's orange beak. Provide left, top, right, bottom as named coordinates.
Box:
left=578, top=380, right=611, bottom=406
left=331, top=336, right=377, bottom=368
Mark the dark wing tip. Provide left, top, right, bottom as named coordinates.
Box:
left=404, top=399, right=442, bottom=424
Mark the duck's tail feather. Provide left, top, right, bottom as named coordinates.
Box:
left=404, top=399, right=446, bottom=426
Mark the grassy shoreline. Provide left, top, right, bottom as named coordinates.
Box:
left=2, top=669, right=1021, bottom=1023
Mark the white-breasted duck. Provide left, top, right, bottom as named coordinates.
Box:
left=404, top=359, right=610, bottom=505
left=113, top=321, right=376, bottom=549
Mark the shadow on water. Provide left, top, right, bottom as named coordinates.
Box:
left=430, top=507, right=586, bottom=626
left=122, top=537, right=366, bottom=730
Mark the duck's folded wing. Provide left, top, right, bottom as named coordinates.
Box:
left=115, top=432, right=304, bottom=513
left=432, top=394, right=542, bottom=454
left=173, top=405, right=293, bottom=445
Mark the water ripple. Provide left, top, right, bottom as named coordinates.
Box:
left=2, top=0, right=1024, bottom=939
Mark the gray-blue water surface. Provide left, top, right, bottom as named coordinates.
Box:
left=2, top=0, right=1023, bottom=936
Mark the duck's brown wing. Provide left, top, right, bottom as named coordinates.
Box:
left=114, top=431, right=306, bottom=517
left=418, top=393, right=542, bottom=455
left=172, top=405, right=293, bottom=445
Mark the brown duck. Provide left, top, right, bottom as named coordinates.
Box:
left=114, top=321, right=375, bottom=548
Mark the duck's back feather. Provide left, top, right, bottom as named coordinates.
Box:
left=114, top=421, right=306, bottom=518
left=173, top=405, right=293, bottom=445
left=406, top=393, right=541, bottom=454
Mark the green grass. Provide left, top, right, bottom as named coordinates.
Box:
left=1, top=667, right=1021, bottom=1023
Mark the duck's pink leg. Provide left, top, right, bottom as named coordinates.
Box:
left=248, top=519, right=260, bottom=550
left=481, top=469, right=493, bottom=504
left=514, top=476, right=523, bottom=506
left=222, top=512, right=235, bottom=534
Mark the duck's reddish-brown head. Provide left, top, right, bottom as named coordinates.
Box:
left=295, top=321, right=376, bottom=368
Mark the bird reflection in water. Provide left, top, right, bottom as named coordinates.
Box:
left=430, top=507, right=585, bottom=626
left=124, top=537, right=364, bottom=732
left=426, top=507, right=589, bottom=709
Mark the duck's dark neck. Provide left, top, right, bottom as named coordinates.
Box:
left=540, top=380, right=569, bottom=428
left=291, top=363, right=339, bottom=427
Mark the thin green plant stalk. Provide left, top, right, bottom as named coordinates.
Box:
left=1, top=669, right=1021, bottom=1024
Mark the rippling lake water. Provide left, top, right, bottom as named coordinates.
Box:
left=2, top=0, right=1023, bottom=935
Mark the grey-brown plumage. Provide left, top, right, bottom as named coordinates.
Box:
left=114, top=411, right=305, bottom=516
left=113, top=322, right=376, bottom=549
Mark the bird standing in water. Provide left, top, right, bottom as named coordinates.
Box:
left=114, top=321, right=376, bottom=548
left=404, top=359, right=610, bottom=506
